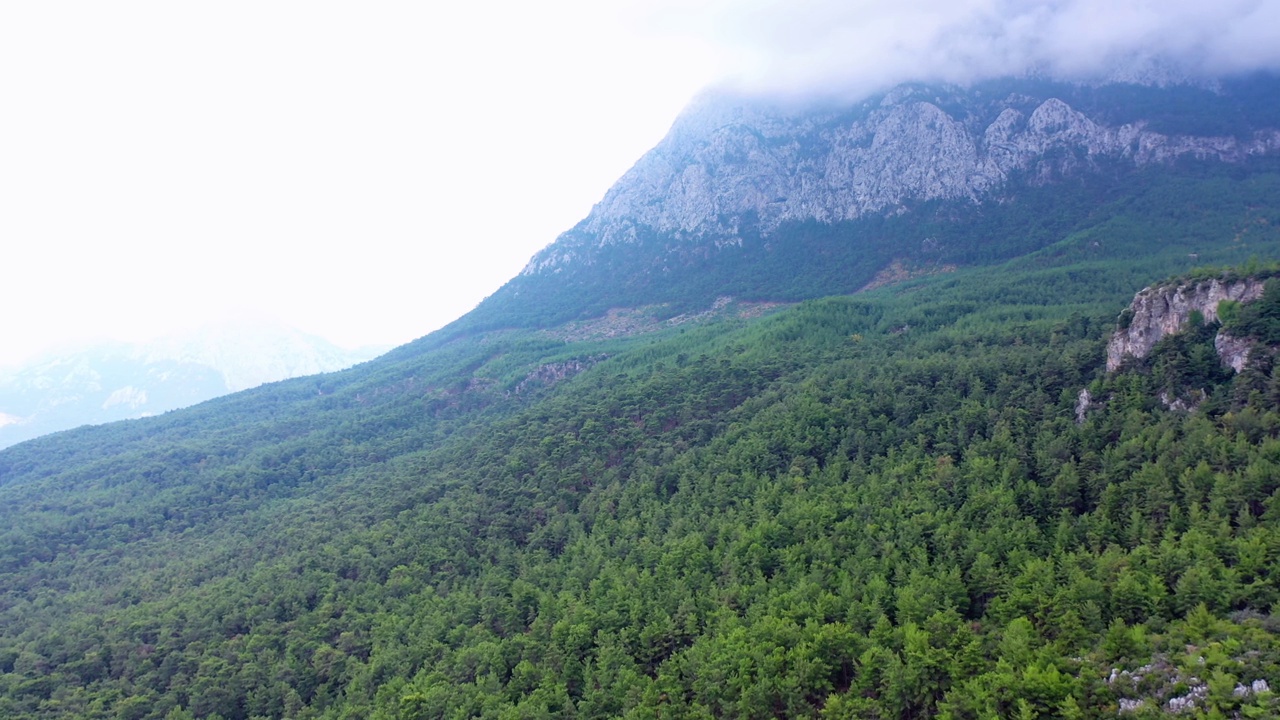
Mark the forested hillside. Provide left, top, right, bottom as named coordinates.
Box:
left=4, top=83, right=1280, bottom=719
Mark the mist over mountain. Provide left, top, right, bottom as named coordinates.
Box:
left=0, top=321, right=382, bottom=449
left=681, top=0, right=1280, bottom=102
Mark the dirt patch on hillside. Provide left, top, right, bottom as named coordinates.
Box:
left=547, top=297, right=791, bottom=342
left=859, top=260, right=957, bottom=292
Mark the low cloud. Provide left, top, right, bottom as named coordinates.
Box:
left=646, top=0, right=1280, bottom=101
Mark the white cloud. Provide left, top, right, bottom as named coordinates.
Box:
left=0, top=1, right=716, bottom=364
left=672, top=0, right=1280, bottom=101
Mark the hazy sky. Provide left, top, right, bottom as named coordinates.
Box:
left=3, top=1, right=1278, bottom=366
left=0, top=2, right=719, bottom=365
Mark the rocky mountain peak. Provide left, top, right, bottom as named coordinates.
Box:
left=522, top=78, right=1280, bottom=278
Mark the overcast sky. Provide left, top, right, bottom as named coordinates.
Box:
left=3, top=1, right=1278, bottom=366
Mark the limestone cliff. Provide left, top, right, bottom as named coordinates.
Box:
left=523, top=80, right=1280, bottom=276
left=1105, top=278, right=1266, bottom=372
left=1214, top=332, right=1255, bottom=373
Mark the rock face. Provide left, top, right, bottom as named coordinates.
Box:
left=513, top=356, right=608, bottom=395
left=523, top=80, right=1280, bottom=276
left=1214, top=332, right=1254, bottom=373
left=1105, top=278, right=1266, bottom=372
left=1075, top=388, right=1094, bottom=424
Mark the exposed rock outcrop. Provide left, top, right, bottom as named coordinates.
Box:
left=1159, top=388, right=1206, bottom=413
left=513, top=356, right=608, bottom=395
left=1105, top=278, right=1265, bottom=372
left=1074, top=388, right=1094, bottom=424
left=1214, top=332, right=1254, bottom=373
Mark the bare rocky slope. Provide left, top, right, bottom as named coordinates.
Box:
left=524, top=78, right=1280, bottom=276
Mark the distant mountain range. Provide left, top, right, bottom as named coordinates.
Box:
left=0, top=322, right=383, bottom=448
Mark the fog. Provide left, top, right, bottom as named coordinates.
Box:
left=666, top=0, right=1280, bottom=102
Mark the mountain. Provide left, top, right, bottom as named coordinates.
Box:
left=467, top=75, right=1280, bottom=329
left=0, top=322, right=382, bottom=449
left=538, top=79, right=1279, bottom=256
left=4, top=76, right=1280, bottom=719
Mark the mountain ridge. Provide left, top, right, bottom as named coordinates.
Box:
left=523, top=76, right=1280, bottom=278
left=425, top=74, right=1280, bottom=337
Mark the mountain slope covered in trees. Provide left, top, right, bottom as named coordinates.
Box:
left=3, top=79, right=1280, bottom=719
